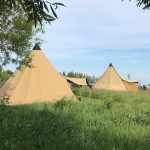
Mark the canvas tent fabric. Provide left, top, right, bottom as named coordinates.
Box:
left=0, top=45, right=75, bottom=105
left=93, top=63, right=127, bottom=91
left=93, top=63, right=138, bottom=92
left=65, top=77, right=89, bottom=86
left=122, top=79, right=139, bottom=92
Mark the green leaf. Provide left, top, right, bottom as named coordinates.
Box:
left=50, top=5, right=58, bottom=18
left=37, top=15, right=42, bottom=27
left=43, top=1, right=49, bottom=12
left=40, top=1, right=43, bottom=11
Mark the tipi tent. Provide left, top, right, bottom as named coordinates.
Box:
left=93, top=63, right=138, bottom=92
left=0, top=44, right=74, bottom=105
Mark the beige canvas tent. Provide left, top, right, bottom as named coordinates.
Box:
left=65, top=77, right=89, bottom=86
left=65, top=76, right=92, bottom=100
left=65, top=76, right=91, bottom=92
left=122, top=79, right=139, bottom=92
left=0, top=44, right=75, bottom=105
left=93, top=63, right=138, bottom=92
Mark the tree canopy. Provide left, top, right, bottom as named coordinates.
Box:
left=0, top=0, right=65, bottom=68
left=0, top=69, right=13, bottom=87
left=0, top=5, right=43, bottom=67
left=125, top=0, right=150, bottom=9
left=1, top=0, right=65, bottom=27
left=136, top=0, right=150, bottom=9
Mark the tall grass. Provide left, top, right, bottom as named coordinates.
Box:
left=0, top=91, right=150, bottom=149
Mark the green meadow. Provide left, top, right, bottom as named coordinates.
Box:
left=0, top=91, right=150, bottom=150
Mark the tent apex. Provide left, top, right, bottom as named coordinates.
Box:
left=109, top=63, right=113, bottom=67
left=32, top=44, right=41, bottom=50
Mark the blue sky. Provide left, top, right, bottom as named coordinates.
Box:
left=7, top=0, right=150, bottom=84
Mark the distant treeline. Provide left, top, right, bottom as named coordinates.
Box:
left=0, top=70, right=149, bottom=90
left=61, top=71, right=98, bottom=83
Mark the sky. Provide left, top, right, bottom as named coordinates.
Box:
left=7, top=0, right=150, bottom=84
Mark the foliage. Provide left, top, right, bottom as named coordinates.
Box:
left=127, top=73, right=131, bottom=80
left=0, top=5, right=43, bottom=67
left=0, top=70, right=13, bottom=87
left=126, top=0, right=150, bottom=10
left=136, top=0, right=150, bottom=9
left=0, top=91, right=150, bottom=149
left=1, top=0, right=65, bottom=27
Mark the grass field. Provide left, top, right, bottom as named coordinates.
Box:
left=0, top=91, right=150, bottom=150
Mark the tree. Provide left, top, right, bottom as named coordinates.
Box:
left=1, top=0, right=65, bottom=27
left=62, top=71, right=66, bottom=76
left=126, top=0, right=150, bottom=10
left=136, top=0, right=150, bottom=9
left=0, top=70, right=13, bottom=87
left=0, top=6, right=43, bottom=67
left=142, top=85, right=147, bottom=90
left=127, top=74, right=131, bottom=80
left=0, top=0, right=65, bottom=68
